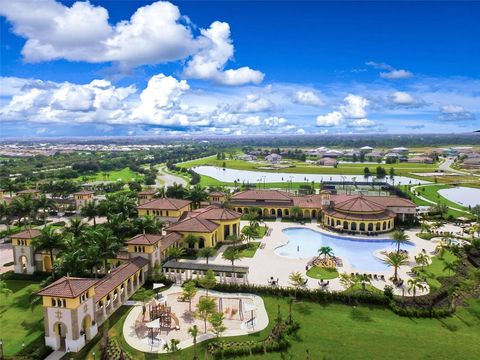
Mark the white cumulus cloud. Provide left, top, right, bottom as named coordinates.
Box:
left=316, top=111, right=343, bottom=127
left=292, top=90, right=324, bottom=107
left=366, top=61, right=413, bottom=80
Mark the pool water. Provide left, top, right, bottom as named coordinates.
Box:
left=276, top=228, right=414, bottom=273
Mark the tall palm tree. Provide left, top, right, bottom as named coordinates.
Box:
left=64, top=217, right=88, bottom=239
left=407, top=278, right=426, bottom=300
left=291, top=206, right=302, bottom=220
left=443, top=260, right=459, bottom=275
left=318, top=246, right=334, bottom=259
left=89, top=227, right=120, bottom=273
left=186, top=185, right=208, bottom=209
left=133, top=216, right=164, bottom=234
left=357, top=273, right=371, bottom=291
left=167, top=246, right=186, bottom=261
left=222, top=248, right=243, bottom=279
left=32, top=227, right=65, bottom=278
left=198, top=247, right=216, bottom=264
left=10, top=196, right=34, bottom=226
left=188, top=325, right=200, bottom=360
left=80, top=201, right=98, bottom=225
left=0, top=202, right=13, bottom=233
left=382, top=252, right=409, bottom=281
left=391, top=230, right=410, bottom=254
left=184, top=233, right=199, bottom=249
left=35, top=194, right=57, bottom=226
left=415, top=253, right=430, bottom=270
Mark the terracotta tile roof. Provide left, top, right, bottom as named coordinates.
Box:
left=159, top=232, right=183, bottom=251
left=232, top=190, right=292, bottom=201
left=73, top=190, right=94, bottom=195
left=137, top=197, right=191, bottom=210
left=366, top=196, right=417, bottom=208
left=292, top=195, right=323, bottom=208
left=334, top=196, right=386, bottom=213
left=209, top=191, right=226, bottom=196
left=323, top=207, right=395, bottom=221
left=126, top=233, right=163, bottom=245
left=191, top=206, right=241, bottom=221
left=17, top=189, right=40, bottom=194
left=11, top=229, right=42, bottom=239
left=94, top=257, right=149, bottom=302
left=37, top=277, right=97, bottom=298
left=167, top=217, right=219, bottom=233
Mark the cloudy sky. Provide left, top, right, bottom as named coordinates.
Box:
left=1, top=0, right=479, bottom=137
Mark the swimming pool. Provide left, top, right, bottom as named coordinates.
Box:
left=276, top=228, right=414, bottom=273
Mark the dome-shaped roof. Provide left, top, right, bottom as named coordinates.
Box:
left=334, top=195, right=386, bottom=214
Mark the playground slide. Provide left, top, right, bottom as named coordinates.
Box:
left=170, top=313, right=180, bottom=329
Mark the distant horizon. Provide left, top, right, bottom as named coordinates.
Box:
left=1, top=1, right=479, bottom=137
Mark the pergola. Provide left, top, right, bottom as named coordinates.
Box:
left=162, top=260, right=249, bottom=284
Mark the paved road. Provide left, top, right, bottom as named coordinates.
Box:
left=155, top=166, right=187, bottom=188
left=438, top=157, right=479, bottom=177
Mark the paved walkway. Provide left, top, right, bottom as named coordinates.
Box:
left=410, top=183, right=471, bottom=215
left=182, top=220, right=437, bottom=296
left=123, top=286, right=269, bottom=353
left=155, top=166, right=187, bottom=188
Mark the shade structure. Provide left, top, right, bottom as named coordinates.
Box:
left=146, top=319, right=161, bottom=329
left=153, top=283, right=165, bottom=290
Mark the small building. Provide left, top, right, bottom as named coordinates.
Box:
left=137, top=198, right=191, bottom=223
left=138, top=188, right=156, bottom=205
left=11, top=229, right=42, bottom=274
left=391, top=147, right=409, bottom=154
left=360, top=146, right=373, bottom=153
left=125, top=232, right=183, bottom=268
left=462, top=158, right=480, bottom=169
left=408, top=156, right=434, bottom=164
left=17, top=189, right=41, bottom=199
left=208, top=191, right=226, bottom=204
left=265, top=153, right=282, bottom=163
left=317, top=158, right=337, bottom=167
left=323, top=150, right=344, bottom=158
left=238, top=154, right=255, bottom=161
left=73, top=190, right=95, bottom=211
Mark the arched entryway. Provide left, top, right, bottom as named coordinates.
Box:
left=53, top=322, right=68, bottom=350
left=351, top=222, right=357, bottom=231
left=359, top=223, right=366, bottom=232
left=270, top=209, right=275, bottom=216
left=19, top=255, right=28, bottom=273
left=198, top=237, right=205, bottom=248
left=368, top=223, right=373, bottom=231
left=312, top=210, right=317, bottom=218
left=82, top=314, right=93, bottom=341
left=277, top=209, right=283, bottom=217
left=304, top=210, right=311, bottom=218
left=343, top=221, right=348, bottom=230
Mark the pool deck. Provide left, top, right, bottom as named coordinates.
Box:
left=184, top=220, right=441, bottom=296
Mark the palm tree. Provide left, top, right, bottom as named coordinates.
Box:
left=291, top=206, right=302, bottom=220
left=241, top=225, right=256, bottom=242
left=133, top=216, right=164, bottom=234
left=415, top=253, right=430, bottom=270
left=89, top=227, right=120, bottom=273
left=35, top=194, right=57, bottom=226
left=357, top=273, right=371, bottom=291
left=10, top=196, right=34, bottom=226
left=186, top=185, right=208, bottom=209
left=407, top=278, right=426, bottom=300
left=443, top=260, right=459, bottom=275
left=80, top=201, right=98, bottom=225
left=420, top=221, right=431, bottom=234
left=32, top=227, right=65, bottom=278
left=288, top=271, right=307, bottom=298
left=188, top=325, right=200, bottom=360
left=198, top=247, right=216, bottom=264
left=382, top=252, right=409, bottom=281
left=317, top=246, right=334, bottom=259
left=0, top=202, right=13, bottom=233
left=167, top=246, right=185, bottom=261
left=391, top=230, right=410, bottom=254
left=222, top=248, right=243, bottom=279
left=184, top=233, right=199, bottom=249
left=64, top=217, right=88, bottom=239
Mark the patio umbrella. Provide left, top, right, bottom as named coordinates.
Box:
left=153, top=283, right=165, bottom=300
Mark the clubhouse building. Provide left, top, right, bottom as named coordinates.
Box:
left=230, top=190, right=416, bottom=234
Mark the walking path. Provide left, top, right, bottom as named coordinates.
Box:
left=410, top=184, right=471, bottom=215
left=155, top=165, right=187, bottom=188
left=438, top=157, right=479, bottom=177
left=44, top=350, right=66, bottom=360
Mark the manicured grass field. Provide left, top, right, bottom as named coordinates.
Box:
left=72, top=295, right=480, bottom=360
left=242, top=225, right=268, bottom=239
left=306, top=266, right=339, bottom=280
left=413, top=250, right=458, bottom=290
left=76, top=167, right=143, bottom=182
left=0, top=279, right=44, bottom=356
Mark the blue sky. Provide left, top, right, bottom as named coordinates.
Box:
left=1, top=0, right=479, bottom=137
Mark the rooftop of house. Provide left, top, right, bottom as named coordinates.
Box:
left=126, top=233, right=163, bottom=246
left=11, top=228, right=42, bottom=239
left=37, top=277, right=98, bottom=298
left=138, top=189, right=157, bottom=195
left=137, top=197, right=191, bottom=210
left=231, top=189, right=292, bottom=201
left=166, top=216, right=219, bottom=233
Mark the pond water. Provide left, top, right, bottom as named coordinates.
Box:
left=438, top=186, right=480, bottom=207
left=276, top=227, right=414, bottom=273
left=192, top=166, right=428, bottom=185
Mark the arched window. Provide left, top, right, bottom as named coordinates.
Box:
left=376, top=223, right=381, bottom=231
left=351, top=222, right=357, bottom=231
left=383, top=221, right=387, bottom=230
left=359, top=223, right=365, bottom=231
left=368, top=223, right=373, bottom=231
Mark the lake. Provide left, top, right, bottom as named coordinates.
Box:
left=192, top=166, right=429, bottom=185
left=438, top=186, right=480, bottom=207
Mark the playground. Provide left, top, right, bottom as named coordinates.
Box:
left=123, top=285, right=269, bottom=353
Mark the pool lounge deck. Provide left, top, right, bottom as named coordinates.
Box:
left=182, top=220, right=438, bottom=296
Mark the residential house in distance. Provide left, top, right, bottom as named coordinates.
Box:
left=360, top=146, right=373, bottom=153
left=367, top=150, right=385, bottom=162
left=209, top=191, right=227, bottom=204
left=317, top=158, right=338, bottom=167
left=17, top=189, right=41, bottom=199
left=323, top=149, right=344, bottom=158
left=238, top=154, right=255, bottom=161
left=265, top=153, right=282, bottom=163
left=391, top=147, right=409, bottom=154
left=462, top=157, right=480, bottom=169
left=408, top=156, right=434, bottom=164
left=73, top=190, right=95, bottom=212
left=138, top=188, right=156, bottom=205
left=137, top=198, right=191, bottom=223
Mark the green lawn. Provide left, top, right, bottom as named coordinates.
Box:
left=0, top=279, right=44, bottom=356
left=70, top=295, right=480, bottom=360
left=242, top=225, right=268, bottom=239
left=76, top=167, right=143, bottom=183
left=226, top=242, right=261, bottom=258
left=413, top=250, right=458, bottom=290
left=416, top=184, right=469, bottom=211
left=306, top=266, right=339, bottom=280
